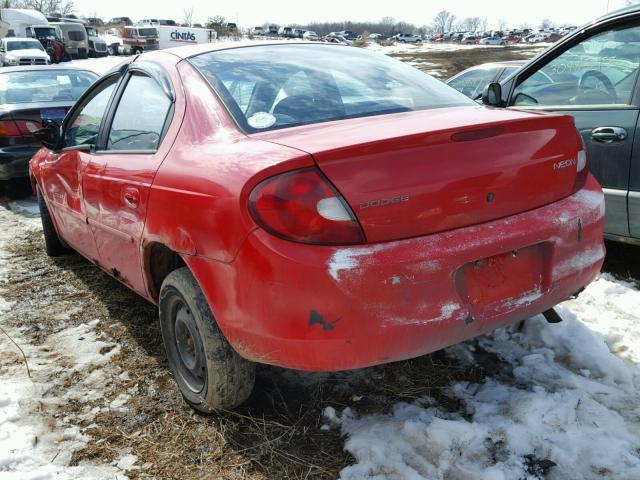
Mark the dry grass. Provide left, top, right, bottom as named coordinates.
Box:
left=388, top=45, right=546, bottom=79
left=1, top=213, right=490, bottom=479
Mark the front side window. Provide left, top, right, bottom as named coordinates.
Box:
left=512, top=25, right=640, bottom=107
left=191, top=44, right=473, bottom=133
left=106, top=74, right=171, bottom=151
left=448, top=67, right=500, bottom=99
left=64, top=79, right=117, bottom=147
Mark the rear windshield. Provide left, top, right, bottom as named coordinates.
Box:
left=191, top=45, right=473, bottom=133
left=6, top=40, right=44, bottom=51
left=0, top=70, right=97, bottom=104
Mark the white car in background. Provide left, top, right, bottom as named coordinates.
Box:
left=394, top=33, right=421, bottom=43
left=479, top=36, right=506, bottom=46
left=0, top=37, right=49, bottom=66
left=303, top=31, right=319, bottom=41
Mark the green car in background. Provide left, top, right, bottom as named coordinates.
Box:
left=485, top=4, right=640, bottom=244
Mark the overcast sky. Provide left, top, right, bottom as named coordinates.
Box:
left=73, top=0, right=633, bottom=29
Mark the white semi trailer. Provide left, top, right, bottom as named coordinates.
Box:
left=156, top=25, right=217, bottom=50
left=0, top=9, right=48, bottom=37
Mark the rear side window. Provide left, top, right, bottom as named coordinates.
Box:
left=191, top=44, right=473, bottom=133
left=106, top=73, right=171, bottom=151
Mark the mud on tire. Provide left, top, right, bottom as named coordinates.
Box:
left=159, top=267, right=255, bottom=412
left=37, top=186, right=71, bottom=257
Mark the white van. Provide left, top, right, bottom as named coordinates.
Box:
left=50, top=22, right=89, bottom=58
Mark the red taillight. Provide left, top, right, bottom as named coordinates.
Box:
left=0, top=120, right=22, bottom=137
left=0, top=119, right=39, bottom=137
left=249, top=168, right=365, bottom=245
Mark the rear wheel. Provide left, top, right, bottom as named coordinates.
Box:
left=159, top=267, right=255, bottom=412
left=36, top=186, right=71, bottom=257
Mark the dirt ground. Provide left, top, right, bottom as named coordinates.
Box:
left=386, top=45, right=546, bottom=79
left=1, top=44, right=636, bottom=480
left=1, top=200, right=493, bottom=479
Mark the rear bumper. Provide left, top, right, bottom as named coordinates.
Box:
left=187, top=175, right=605, bottom=371
left=0, top=146, right=39, bottom=180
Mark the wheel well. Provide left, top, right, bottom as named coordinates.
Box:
left=145, top=243, right=186, bottom=301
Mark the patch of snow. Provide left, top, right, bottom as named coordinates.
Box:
left=8, top=199, right=39, bottom=217
left=116, top=454, right=137, bottom=470
left=330, top=275, right=640, bottom=479
left=564, top=274, right=640, bottom=363
left=0, top=204, right=128, bottom=479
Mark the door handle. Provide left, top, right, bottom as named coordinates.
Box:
left=123, top=187, right=140, bottom=208
left=591, top=126, right=627, bottom=143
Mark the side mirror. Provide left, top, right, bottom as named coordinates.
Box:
left=34, top=119, right=61, bottom=150
left=482, top=82, right=503, bottom=107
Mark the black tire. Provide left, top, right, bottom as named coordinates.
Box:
left=159, top=267, right=255, bottom=412
left=36, top=186, right=71, bottom=257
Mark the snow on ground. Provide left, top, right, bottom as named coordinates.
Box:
left=366, top=41, right=554, bottom=55
left=326, top=277, right=640, bottom=479
left=0, top=201, right=129, bottom=480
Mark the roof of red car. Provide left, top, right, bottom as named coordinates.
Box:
left=163, top=40, right=344, bottom=59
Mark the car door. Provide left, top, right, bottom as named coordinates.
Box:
left=82, top=66, right=174, bottom=296
left=39, top=75, right=119, bottom=261
left=505, top=23, right=640, bottom=239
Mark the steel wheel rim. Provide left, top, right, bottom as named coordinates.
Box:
left=173, top=301, right=206, bottom=393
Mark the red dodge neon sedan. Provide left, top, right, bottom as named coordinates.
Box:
left=30, top=42, right=605, bottom=411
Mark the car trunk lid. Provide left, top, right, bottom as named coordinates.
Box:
left=254, top=106, right=583, bottom=242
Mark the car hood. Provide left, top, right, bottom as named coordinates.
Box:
left=6, top=49, right=48, bottom=58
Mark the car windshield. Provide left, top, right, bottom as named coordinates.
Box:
left=6, top=40, right=44, bottom=51
left=0, top=70, right=97, bottom=104
left=67, top=30, right=85, bottom=41
left=191, top=44, right=474, bottom=133
left=138, top=28, right=158, bottom=36
left=33, top=27, right=59, bottom=39
left=86, top=27, right=97, bottom=36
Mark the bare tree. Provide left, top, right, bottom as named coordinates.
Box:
left=461, top=17, right=482, bottom=32
left=480, top=17, right=488, bottom=32
left=498, top=18, right=508, bottom=31
left=206, top=15, right=226, bottom=35
left=183, top=7, right=194, bottom=27
left=446, top=14, right=456, bottom=33
left=539, top=18, right=555, bottom=29
left=11, top=0, right=75, bottom=16
left=433, top=10, right=452, bottom=35
left=380, top=16, right=395, bottom=36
